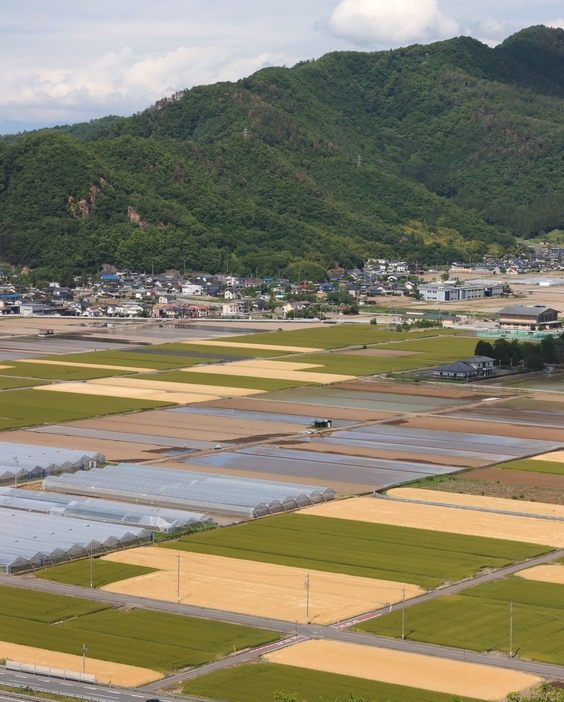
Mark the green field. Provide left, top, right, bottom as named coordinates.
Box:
left=182, top=663, right=483, bottom=702
left=0, top=362, right=138, bottom=380
left=152, top=343, right=294, bottom=358
left=499, top=459, right=564, bottom=475
left=41, top=350, right=205, bottom=370
left=36, top=560, right=157, bottom=588
left=354, top=577, right=564, bottom=665
left=139, top=370, right=315, bottom=391
left=0, top=389, right=171, bottom=430
left=0, top=377, right=48, bottom=389
left=163, top=514, right=548, bottom=590
left=0, top=586, right=277, bottom=673
left=221, top=327, right=464, bottom=350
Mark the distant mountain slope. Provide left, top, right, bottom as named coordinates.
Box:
left=1, top=25, right=564, bottom=277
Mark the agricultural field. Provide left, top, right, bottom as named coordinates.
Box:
left=0, top=388, right=171, bottom=430
left=0, top=585, right=277, bottom=673
left=151, top=343, right=295, bottom=358
left=354, top=577, right=564, bottom=666
left=36, top=560, right=158, bottom=588
left=500, top=459, right=564, bottom=475
left=0, top=377, right=48, bottom=389
left=182, top=663, right=483, bottom=702
left=41, top=350, right=207, bottom=370
left=0, top=362, right=139, bottom=381
left=135, top=370, right=311, bottom=391
left=165, top=513, right=547, bottom=590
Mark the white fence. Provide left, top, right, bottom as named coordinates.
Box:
left=6, top=660, right=96, bottom=683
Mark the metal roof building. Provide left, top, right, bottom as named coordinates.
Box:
left=0, top=443, right=104, bottom=484
left=0, top=510, right=151, bottom=574
left=0, top=488, right=211, bottom=532
left=44, top=463, right=335, bottom=519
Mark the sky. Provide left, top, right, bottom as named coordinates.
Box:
left=1, top=0, right=563, bottom=133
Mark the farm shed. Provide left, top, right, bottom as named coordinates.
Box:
left=0, top=488, right=212, bottom=532
left=44, top=463, right=335, bottom=519
left=0, top=509, right=151, bottom=574
left=0, top=442, right=104, bottom=484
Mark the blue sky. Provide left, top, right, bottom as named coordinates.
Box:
left=0, top=0, right=562, bottom=133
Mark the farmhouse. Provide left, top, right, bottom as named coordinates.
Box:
left=499, top=305, right=560, bottom=329
left=433, top=355, right=495, bottom=380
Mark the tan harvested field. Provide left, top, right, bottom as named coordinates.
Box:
left=35, top=382, right=220, bottom=404
left=0, top=641, right=161, bottom=686
left=183, top=340, right=322, bottom=353
left=182, top=359, right=354, bottom=383
left=304, top=496, right=563, bottom=546
left=341, top=349, right=419, bottom=357
left=207, top=397, right=394, bottom=422
left=388, top=487, right=564, bottom=518
left=518, top=564, right=564, bottom=585
left=395, top=415, right=564, bottom=442
left=18, top=358, right=156, bottom=373
left=101, top=548, right=422, bottom=624
left=533, top=450, right=564, bottom=463
left=461, top=467, right=564, bottom=489
left=278, top=440, right=485, bottom=468
left=264, top=640, right=540, bottom=700
left=89, top=376, right=263, bottom=397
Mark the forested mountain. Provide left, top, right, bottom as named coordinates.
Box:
left=2, top=25, right=564, bottom=279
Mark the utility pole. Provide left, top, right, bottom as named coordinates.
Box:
left=305, top=573, right=310, bottom=624
left=509, top=601, right=513, bottom=658
left=357, top=154, right=362, bottom=170
left=90, top=545, right=93, bottom=588
left=177, top=554, right=181, bottom=604
left=401, top=587, right=405, bottom=640
left=13, top=456, right=18, bottom=488
left=82, top=644, right=87, bottom=674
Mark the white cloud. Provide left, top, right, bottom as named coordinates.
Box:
left=547, top=18, right=564, bottom=30
left=327, top=0, right=460, bottom=45
left=0, top=46, right=290, bottom=126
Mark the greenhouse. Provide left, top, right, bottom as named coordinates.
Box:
left=0, top=442, right=104, bottom=484
left=0, top=488, right=212, bottom=532
left=44, top=463, right=336, bottom=518
left=0, top=509, right=151, bottom=574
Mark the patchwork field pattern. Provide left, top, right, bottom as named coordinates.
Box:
left=37, top=560, right=158, bottom=589
left=165, top=513, right=547, bottom=590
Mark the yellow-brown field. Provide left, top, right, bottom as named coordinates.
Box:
left=35, top=383, right=220, bottom=404
left=0, top=641, right=161, bottom=686
left=183, top=358, right=354, bottom=383
left=517, top=564, right=564, bottom=585
left=387, top=487, right=564, bottom=519
left=101, top=548, right=423, bottom=624
left=89, top=376, right=263, bottom=397
left=304, top=496, right=562, bottom=547
left=532, top=450, right=564, bottom=463
left=264, top=640, right=540, bottom=700
left=18, top=359, right=155, bottom=373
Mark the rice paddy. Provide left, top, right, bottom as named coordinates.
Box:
left=499, top=459, right=564, bottom=475
left=36, top=560, right=158, bottom=589
left=354, top=578, right=564, bottom=666
left=138, top=370, right=313, bottom=391
left=164, top=513, right=547, bottom=590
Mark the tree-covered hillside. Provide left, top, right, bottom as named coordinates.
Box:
left=1, top=25, right=564, bottom=277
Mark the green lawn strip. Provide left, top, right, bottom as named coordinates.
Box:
left=151, top=343, right=292, bottom=358
left=41, top=351, right=202, bottom=370
left=162, top=514, right=547, bottom=590
left=182, top=662, right=483, bottom=702
left=499, top=459, right=564, bottom=476
left=0, top=362, right=138, bottom=380
left=137, top=370, right=315, bottom=391
left=354, top=578, right=564, bottom=665
left=0, top=389, right=172, bottom=430
left=0, top=377, right=49, bottom=389
left=36, top=560, right=158, bottom=588
left=0, top=585, right=109, bottom=623
left=219, top=328, right=463, bottom=350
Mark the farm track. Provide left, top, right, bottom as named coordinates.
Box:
left=5, top=545, right=564, bottom=691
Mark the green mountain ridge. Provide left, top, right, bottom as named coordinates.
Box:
left=1, top=25, right=564, bottom=277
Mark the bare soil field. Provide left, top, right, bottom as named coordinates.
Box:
left=277, top=440, right=485, bottom=468
left=518, top=564, right=564, bottom=586
left=304, top=496, right=563, bottom=546
left=207, top=398, right=395, bottom=422
left=419, top=475, right=564, bottom=505
left=394, top=416, right=564, bottom=442
left=460, top=467, right=564, bottom=489
left=101, top=548, right=422, bottom=624
left=264, top=640, right=540, bottom=700
left=388, top=487, right=564, bottom=518
left=0, top=641, right=161, bottom=686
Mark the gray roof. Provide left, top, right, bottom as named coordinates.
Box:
left=464, top=356, right=495, bottom=363
left=499, top=305, right=559, bottom=317
left=434, top=361, right=476, bottom=373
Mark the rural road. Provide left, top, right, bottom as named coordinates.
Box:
left=4, top=545, right=564, bottom=697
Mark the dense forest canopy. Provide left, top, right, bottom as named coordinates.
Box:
left=1, top=25, right=564, bottom=277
